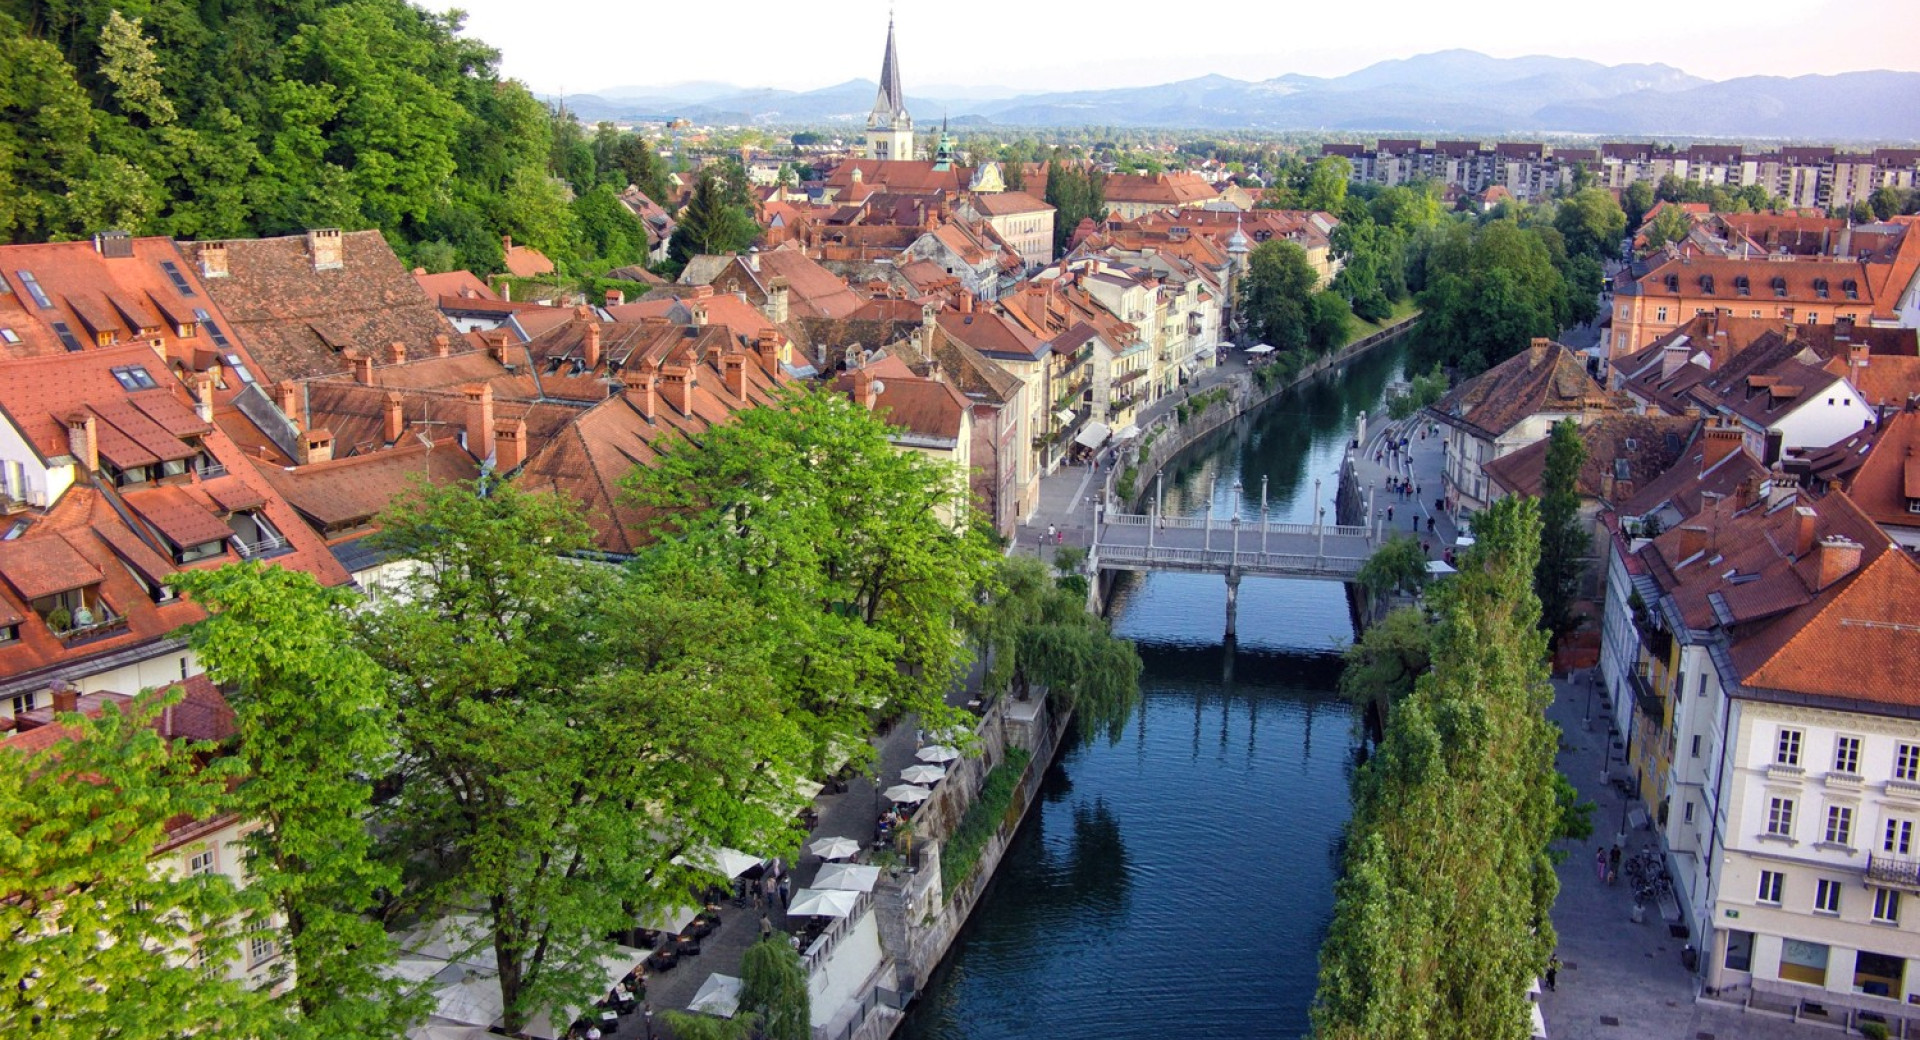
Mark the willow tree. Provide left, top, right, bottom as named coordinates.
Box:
left=970, top=556, right=1141, bottom=742
left=739, top=937, right=810, bottom=1040
left=1314, top=495, right=1562, bottom=1040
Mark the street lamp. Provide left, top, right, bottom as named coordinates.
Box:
left=1231, top=513, right=1242, bottom=567
left=1260, top=475, right=1270, bottom=554
left=1206, top=478, right=1216, bottom=551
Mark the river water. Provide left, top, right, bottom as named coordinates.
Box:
left=899, top=339, right=1409, bottom=1040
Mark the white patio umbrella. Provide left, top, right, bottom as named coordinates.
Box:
left=900, top=764, right=947, bottom=784
left=1246, top=343, right=1276, bottom=355
left=429, top=970, right=504, bottom=1027
left=809, top=836, right=860, bottom=861
left=883, top=783, right=932, bottom=804
left=1426, top=560, right=1457, bottom=575
left=688, top=973, right=743, bottom=1018
left=786, top=888, right=861, bottom=918
left=671, top=846, right=762, bottom=880
left=916, top=744, right=960, bottom=764
left=812, top=862, right=882, bottom=893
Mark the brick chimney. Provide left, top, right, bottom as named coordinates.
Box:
left=746, top=248, right=761, bottom=273
left=628, top=372, right=659, bottom=422
left=65, top=412, right=97, bottom=472
left=198, top=242, right=229, bottom=279
left=851, top=368, right=879, bottom=411
left=1701, top=425, right=1743, bottom=471
left=722, top=351, right=748, bottom=398
left=755, top=328, right=783, bottom=369
left=583, top=323, right=602, bottom=369
left=274, top=381, right=302, bottom=431
left=308, top=228, right=344, bottom=271
left=493, top=417, right=527, bottom=471
left=1813, top=535, right=1863, bottom=590
left=463, top=384, right=495, bottom=458
left=690, top=284, right=714, bottom=300
left=689, top=303, right=709, bottom=327
left=484, top=329, right=510, bottom=365
left=1661, top=341, right=1690, bottom=380
left=1793, top=505, right=1819, bottom=558
left=658, top=363, right=696, bottom=415
left=192, top=374, right=216, bottom=423
left=384, top=392, right=406, bottom=443
left=605, top=289, right=625, bottom=307
left=346, top=350, right=374, bottom=385
left=959, top=290, right=974, bottom=314
left=299, top=428, right=334, bottom=465
left=433, top=333, right=452, bottom=358
left=1849, top=341, right=1869, bottom=372
left=51, top=684, right=79, bottom=715
left=386, top=341, right=407, bottom=365
left=920, top=303, right=937, bottom=355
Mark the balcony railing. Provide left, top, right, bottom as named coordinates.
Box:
left=232, top=532, right=290, bottom=559
left=55, top=610, right=130, bottom=647
left=1866, top=853, right=1920, bottom=893
left=1627, top=668, right=1665, bottom=729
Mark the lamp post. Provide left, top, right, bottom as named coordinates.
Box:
left=1206, top=478, right=1215, bottom=552
left=1318, top=507, right=1327, bottom=561
left=1260, top=475, right=1270, bottom=554
left=1583, top=667, right=1596, bottom=730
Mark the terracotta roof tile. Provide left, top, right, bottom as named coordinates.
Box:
left=1430, top=340, right=1610, bottom=440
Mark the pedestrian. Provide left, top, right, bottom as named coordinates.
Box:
left=759, top=912, right=772, bottom=940
left=1056, top=528, right=1064, bottom=545
left=1594, top=847, right=1607, bottom=883
left=1046, top=523, right=1056, bottom=543
left=1546, top=954, right=1560, bottom=991
left=779, top=876, right=791, bottom=909
left=1435, top=496, right=1445, bottom=514
left=1415, top=483, right=1421, bottom=498
left=643, top=1003, right=654, bottom=1040
left=1411, top=513, right=1418, bottom=530
left=1386, top=505, right=1394, bottom=523
left=1421, top=540, right=1430, bottom=556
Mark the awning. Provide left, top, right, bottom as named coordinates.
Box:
left=688, top=973, right=743, bottom=1018
left=1075, top=421, right=1111, bottom=449
left=1054, top=408, right=1077, bottom=425
left=812, top=863, right=882, bottom=893
left=671, top=847, right=763, bottom=880
left=788, top=888, right=861, bottom=918
left=1426, top=560, right=1456, bottom=575
left=1246, top=344, right=1276, bottom=355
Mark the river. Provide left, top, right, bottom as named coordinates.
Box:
left=899, top=338, right=1409, bottom=1040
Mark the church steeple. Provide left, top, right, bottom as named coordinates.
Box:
left=865, top=13, right=914, bottom=161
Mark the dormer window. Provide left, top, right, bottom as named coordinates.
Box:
left=1813, top=278, right=1830, bottom=299
left=1772, top=276, right=1788, bottom=298
left=1664, top=274, right=1680, bottom=293
left=1843, top=279, right=1859, bottom=300
left=1735, top=275, right=1751, bottom=296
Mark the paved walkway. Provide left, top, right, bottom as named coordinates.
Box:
left=1351, top=410, right=1464, bottom=564
left=1541, top=671, right=1839, bottom=1040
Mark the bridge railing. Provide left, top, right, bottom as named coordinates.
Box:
left=1101, top=511, right=1371, bottom=539
left=1093, top=542, right=1367, bottom=577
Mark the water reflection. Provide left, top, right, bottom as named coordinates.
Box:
left=900, top=341, right=1407, bottom=1040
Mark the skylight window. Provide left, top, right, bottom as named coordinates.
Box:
left=159, top=260, right=197, bottom=298
left=50, top=322, right=83, bottom=352
left=16, top=271, right=52, bottom=309
left=110, top=365, right=159, bottom=391
left=0, top=328, right=17, bottom=344
left=193, top=309, right=231, bottom=349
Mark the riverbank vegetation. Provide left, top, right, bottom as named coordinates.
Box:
left=939, top=747, right=1033, bottom=898
left=1312, top=497, right=1565, bottom=1040
left=971, top=556, right=1142, bottom=743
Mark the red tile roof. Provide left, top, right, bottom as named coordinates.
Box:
left=1430, top=340, right=1610, bottom=440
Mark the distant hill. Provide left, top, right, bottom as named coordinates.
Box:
left=560, top=50, right=1920, bottom=139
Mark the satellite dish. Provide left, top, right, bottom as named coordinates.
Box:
left=870, top=380, right=886, bottom=395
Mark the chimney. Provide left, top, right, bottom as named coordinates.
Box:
left=959, top=290, right=974, bottom=314
left=658, top=363, right=696, bottom=415
left=386, top=341, right=407, bottom=365
left=722, top=351, right=748, bottom=398
left=65, top=412, right=97, bottom=473
left=605, top=289, right=625, bottom=307
left=192, top=374, right=216, bottom=423
left=274, top=381, right=302, bottom=431
left=384, top=392, right=406, bottom=443
left=1849, top=341, right=1869, bottom=372
left=502, top=234, right=513, bottom=254
left=1701, top=425, right=1743, bottom=471
left=690, top=285, right=715, bottom=300
left=746, top=248, right=761, bottom=273
left=920, top=303, right=937, bottom=355
left=493, top=417, right=527, bottom=471
left=689, top=304, right=709, bottom=327
left=1793, top=505, right=1818, bottom=558
left=484, top=329, right=510, bottom=364
left=755, top=328, right=782, bottom=368
left=299, top=428, right=334, bottom=465
left=851, top=367, right=879, bottom=411
left=347, top=350, right=374, bottom=385
left=1661, top=342, right=1689, bottom=380
left=51, top=684, right=79, bottom=715
left=1676, top=525, right=1709, bottom=561
left=766, top=277, right=790, bottom=324
left=584, top=323, right=602, bottom=369
left=926, top=357, right=944, bottom=384
left=433, top=333, right=452, bottom=358
left=307, top=228, right=344, bottom=271
left=628, top=372, right=659, bottom=422
left=1813, top=535, right=1863, bottom=590
left=198, top=242, right=229, bottom=279
left=463, top=384, right=495, bottom=459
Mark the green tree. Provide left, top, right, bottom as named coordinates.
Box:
left=1849, top=199, right=1875, bottom=224
left=1044, top=157, right=1107, bottom=257
left=1240, top=239, right=1321, bottom=353
left=1308, top=289, right=1352, bottom=352
left=669, top=167, right=759, bottom=263
left=1303, top=156, right=1351, bottom=213
left=1641, top=204, right=1692, bottom=254
left=739, top=938, right=810, bottom=1040
left=1654, top=172, right=1686, bottom=203
left=1535, top=420, right=1588, bottom=641
left=969, top=556, right=1141, bottom=742
left=1355, top=535, right=1428, bottom=601
left=1338, top=605, right=1434, bottom=711
left=1415, top=220, right=1567, bottom=373
left=1622, top=180, right=1654, bottom=231
left=0, top=16, right=101, bottom=239
left=1552, top=188, right=1627, bottom=263
left=173, top=565, right=421, bottom=1040
left=1313, top=496, right=1563, bottom=1040
left=0, top=691, right=262, bottom=1039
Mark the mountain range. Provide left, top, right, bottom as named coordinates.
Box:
left=553, top=50, right=1920, bottom=140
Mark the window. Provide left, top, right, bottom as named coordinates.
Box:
left=1758, top=869, right=1784, bottom=904
left=187, top=848, right=216, bottom=876
left=1834, top=736, right=1861, bottom=775
left=1780, top=939, right=1829, bottom=985
left=0, top=328, right=16, bottom=344
left=1691, top=734, right=1703, bottom=758
left=1825, top=805, right=1854, bottom=846
left=1724, top=929, right=1754, bottom=972
left=158, top=260, right=197, bottom=298
left=8, top=690, right=35, bottom=715
left=1897, top=743, right=1920, bottom=782
left=247, top=923, right=279, bottom=965
left=49, top=321, right=83, bottom=352
left=1656, top=306, right=1669, bottom=323
left=1885, top=817, right=1913, bottom=856
left=15, top=270, right=52, bottom=309
left=1875, top=889, right=1902, bottom=924
left=1684, top=801, right=1696, bottom=824
left=1776, top=728, right=1803, bottom=767
left=109, top=365, right=158, bottom=391
left=1768, top=797, right=1796, bottom=838
left=1815, top=878, right=1842, bottom=914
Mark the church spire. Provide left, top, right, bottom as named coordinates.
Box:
left=864, top=10, right=914, bottom=160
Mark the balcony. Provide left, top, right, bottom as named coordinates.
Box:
left=54, top=608, right=130, bottom=648
left=1627, top=668, right=1664, bottom=729
left=1866, top=853, right=1920, bottom=893
left=232, top=531, right=291, bottom=560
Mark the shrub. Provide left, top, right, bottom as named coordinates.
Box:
left=939, top=747, right=1033, bottom=898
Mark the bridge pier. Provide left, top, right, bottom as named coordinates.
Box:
left=1224, top=568, right=1242, bottom=641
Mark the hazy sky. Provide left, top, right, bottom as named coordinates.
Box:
left=452, top=0, right=1920, bottom=95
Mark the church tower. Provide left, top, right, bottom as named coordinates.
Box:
left=865, top=15, right=914, bottom=161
